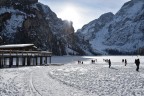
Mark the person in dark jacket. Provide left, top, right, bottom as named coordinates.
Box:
left=108, top=59, right=111, bottom=68
left=125, top=59, right=127, bottom=66
left=122, top=59, right=124, bottom=63
left=135, top=59, right=140, bottom=72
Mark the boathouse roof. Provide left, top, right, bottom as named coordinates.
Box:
left=0, top=44, right=37, bottom=51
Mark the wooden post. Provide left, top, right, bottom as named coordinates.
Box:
left=0, top=57, right=1, bottom=68
left=32, top=56, right=36, bottom=65
left=9, top=50, right=12, bottom=67
left=16, top=57, right=19, bottom=67
left=0, top=51, right=1, bottom=68
left=45, top=57, right=47, bottom=64
left=27, top=53, right=30, bottom=66
left=11, top=57, right=13, bottom=67
left=22, top=57, right=25, bottom=66
left=4, top=57, right=7, bottom=67
left=49, top=56, right=51, bottom=64
left=30, top=53, right=32, bottom=66
left=9, top=57, right=13, bottom=67
left=40, top=56, right=42, bottom=65
left=0, top=53, right=1, bottom=68
left=2, top=51, right=4, bottom=68
left=27, top=56, right=30, bottom=66
left=35, top=56, right=38, bottom=65
left=16, top=51, right=18, bottom=67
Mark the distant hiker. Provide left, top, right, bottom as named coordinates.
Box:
left=78, top=60, right=81, bottom=64
left=108, top=59, right=111, bottom=68
left=82, top=61, right=83, bottom=64
left=78, top=60, right=83, bottom=64
left=135, top=59, right=140, bottom=72
left=122, top=59, right=124, bottom=63
left=104, top=59, right=108, bottom=62
left=124, top=59, right=127, bottom=66
left=91, top=60, right=95, bottom=64
left=91, top=60, right=93, bottom=63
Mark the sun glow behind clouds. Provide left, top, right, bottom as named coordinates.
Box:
left=40, top=0, right=130, bottom=31
left=58, top=5, right=81, bottom=30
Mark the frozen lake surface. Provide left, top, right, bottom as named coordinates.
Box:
left=0, top=56, right=144, bottom=96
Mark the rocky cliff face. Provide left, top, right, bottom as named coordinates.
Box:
left=76, top=0, right=144, bottom=55
left=0, top=0, right=38, bottom=6
left=0, top=0, right=84, bottom=55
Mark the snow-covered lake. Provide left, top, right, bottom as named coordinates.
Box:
left=0, top=56, right=144, bottom=96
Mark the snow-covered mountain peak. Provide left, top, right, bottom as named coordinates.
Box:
left=132, top=0, right=144, bottom=3
left=76, top=12, right=114, bottom=40
left=76, top=0, right=144, bottom=55
left=98, top=12, right=114, bottom=21
left=116, top=0, right=144, bottom=19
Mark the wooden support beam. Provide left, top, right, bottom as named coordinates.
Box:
left=9, top=57, right=13, bottom=67
left=22, top=57, right=26, bottom=66
left=27, top=57, right=30, bottom=66
left=16, top=57, right=19, bottom=67
left=45, top=57, right=47, bottom=64
left=4, top=57, right=6, bottom=67
left=0, top=57, right=1, bottom=68
left=49, top=56, right=51, bottom=64
left=16, top=51, right=19, bottom=67
left=35, top=56, right=38, bottom=65
left=1, top=55, right=4, bottom=68
left=32, top=57, right=35, bottom=66
left=40, top=56, right=42, bottom=65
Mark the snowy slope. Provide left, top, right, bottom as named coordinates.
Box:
left=76, top=0, right=144, bottom=55
left=76, top=12, right=114, bottom=41
left=1, top=56, right=144, bottom=96
left=76, top=12, right=114, bottom=55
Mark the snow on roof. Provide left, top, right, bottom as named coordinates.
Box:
left=0, top=44, right=35, bottom=49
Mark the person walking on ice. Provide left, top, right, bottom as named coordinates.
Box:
left=135, top=59, right=140, bottom=72
left=108, top=59, right=111, bottom=68
left=125, top=59, right=127, bottom=66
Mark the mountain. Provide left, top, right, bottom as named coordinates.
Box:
left=76, top=0, right=144, bottom=55
left=0, top=0, right=84, bottom=55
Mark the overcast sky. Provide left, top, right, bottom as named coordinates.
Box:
left=39, top=0, right=130, bottom=31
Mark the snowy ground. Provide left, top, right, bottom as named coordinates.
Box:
left=0, top=56, right=144, bottom=96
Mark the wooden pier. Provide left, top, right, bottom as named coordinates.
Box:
left=0, top=44, right=52, bottom=68
left=0, top=50, right=52, bottom=68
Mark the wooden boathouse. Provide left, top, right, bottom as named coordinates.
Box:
left=0, top=44, right=52, bottom=68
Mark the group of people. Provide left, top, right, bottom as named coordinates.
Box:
left=91, top=59, right=97, bottom=64
left=78, top=60, right=83, bottom=64
left=78, top=58, right=141, bottom=72
left=103, top=59, right=111, bottom=68
left=122, top=58, right=140, bottom=71
left=107, top=58, right=140, bottom=71
left=122, top=59, right=127, bottom=66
